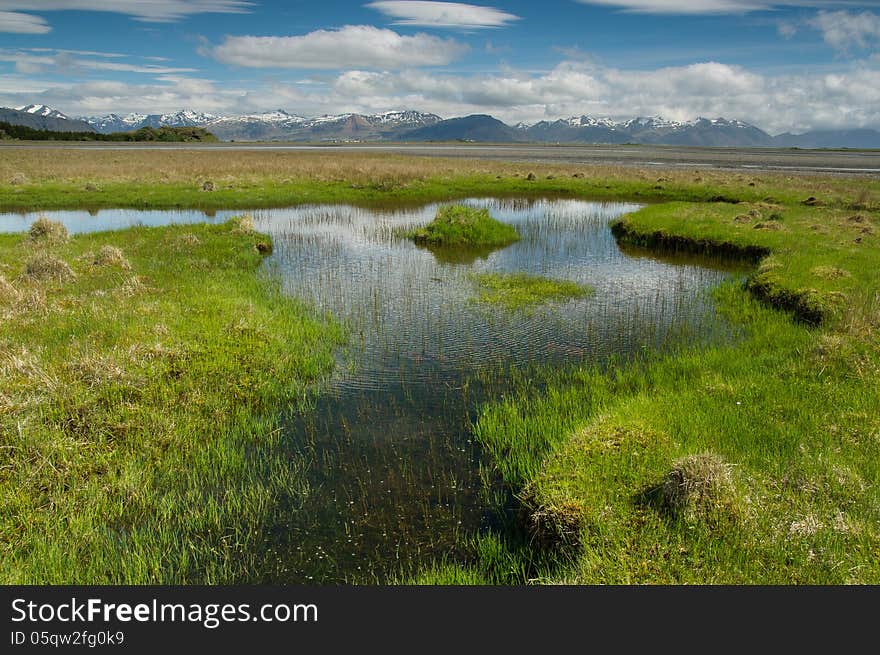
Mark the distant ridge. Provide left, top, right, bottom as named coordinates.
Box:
left=0, top=105, right=95, bottom=133
left=3, top=103, right=880, bottom=148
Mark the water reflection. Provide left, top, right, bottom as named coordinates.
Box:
left=1, top=199, right=746, bottom=582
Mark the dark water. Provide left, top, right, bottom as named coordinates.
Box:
left=0, top=199, right=745, bottom=582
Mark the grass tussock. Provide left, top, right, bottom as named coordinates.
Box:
left=654, top=453, right=738, bottom=522
left=28, top=217, right=69, bottom=243
left=408, top=204, right=521, bottom=248
left=93, top=245, right=131, bottom=270
left=24, top=252, right=76, bottom=282
left=470, top=272, right=593, bottom=311
left=231, top=214, right=254, bottom=234
left=0, top=274, right=19, bottom=304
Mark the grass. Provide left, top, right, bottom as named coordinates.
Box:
left=2, top=149, right=879, bottom=212
left=2, top=149, right=879, bottom=585
left=0, top=218, right=343, bottom=583
left=454, top=195, right=880, bottom=584
left=469, top=272, right=593, bottom=311
left=407, top=204, right=521, bottom=248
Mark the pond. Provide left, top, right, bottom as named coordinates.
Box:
left=1, top=198, right=745, bottom=582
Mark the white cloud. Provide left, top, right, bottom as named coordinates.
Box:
left=210, top=25, right=467, bottom=69
left=0, top=75, right=248, bottom=115
left=0, top=9, right=48, bottom=32
left=0, top=1, right=253, bottom=23
left=0, top=50, right=197, bottom=75
left=6, top=57, right=880, bottom=134
left=810, top=10, right=880, bottom=51
left=366, top=1, right=519, bottom=29
left=324, top=60, right=880, bottom=133
left=574, top=1, right=879, bottom=15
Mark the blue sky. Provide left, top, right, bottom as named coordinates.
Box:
left=1, top=1, right=880, bottom=132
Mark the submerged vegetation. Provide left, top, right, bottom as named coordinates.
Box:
left=0, top=217, right=343, bottom=583
left=407, top=204, right=521, bottom=248
left=1, top=149, right=878, bottom=585
left=440, top=194, right=880, bottom=585
left=469, top=272, right=593, bottom=311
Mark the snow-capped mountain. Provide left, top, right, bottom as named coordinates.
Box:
left=9, top=102, right=876, bottom=147
left=138, top=110, right=221, bottom=129
left=16, top=104, right=69, bottom=120
left=522, top=114, right=772, bottom=146
left=1, top=104, right=94, bottom=132
left=566, top=115, right=618, bottom=129
left=85, top=113, right=146, bottom=133
left=77, top=108, right=441, bottom=141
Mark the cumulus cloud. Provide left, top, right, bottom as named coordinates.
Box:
left=6, top=57, right=880, bottom=133
left=0, top=1, right=253, bottom=22
left=810, top=10, right=880, bottom=51
left=0, top=10, right=49, bottom=32
left=210, top=25, right=467, bottom=69
left=325, top=60, right=880, bottom=133
left=366, top=1, right=520, bottom=29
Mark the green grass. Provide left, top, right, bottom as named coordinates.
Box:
left=4, top=156, right=879, bottom=585
left=407, top=204, right=521, bottom=248
left=3, top=159, right=879, bottom=214
left=469, top=272, right=593, bottom=311
left=0, top=217, right=344, bottom=583
left=428, top=199, right=880, bottom=584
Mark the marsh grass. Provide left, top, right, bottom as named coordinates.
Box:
left=469, top=272, right=593, bottom=311
left=4, top=150, right=879, bottom=213
left=0, top=218, right=343, bottom=583
left=407, top=204, right=520, bottom=248
left=448, top=196, right=880, bottom=584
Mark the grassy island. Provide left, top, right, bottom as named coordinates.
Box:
left=407, top=204, right=521, bottom=248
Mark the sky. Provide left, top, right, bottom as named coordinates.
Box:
left=1, top=1, right=880, bottom=133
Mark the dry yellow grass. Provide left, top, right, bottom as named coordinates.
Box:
left=93, top=245, right=131, bottom=270
left=0, top=148, right=876, bottom=207
left=24, top=253, right=76, bottom=282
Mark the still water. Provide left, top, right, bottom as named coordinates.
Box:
left=1, top=198, right=744, bottom=581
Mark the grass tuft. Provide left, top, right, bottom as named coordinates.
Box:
left=28, top=217, right=69, bottom=244
left=93, top=245, right=131, bottom=270
left=0, top=274, right=19, bottom=304
left=24, top=252, right=76, bottom=282
left=230, top=214, right=255, bottom=235
left=654, top=453, right=738, bottom=522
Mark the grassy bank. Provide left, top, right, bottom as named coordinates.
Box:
left=0, top=218, right=343, bottom=583
left=2, top=149, right=879, bottom=212
left=439, top=197, right=880, bottom=584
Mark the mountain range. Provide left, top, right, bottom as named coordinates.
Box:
left=3, top=104, right=880, bottom=149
